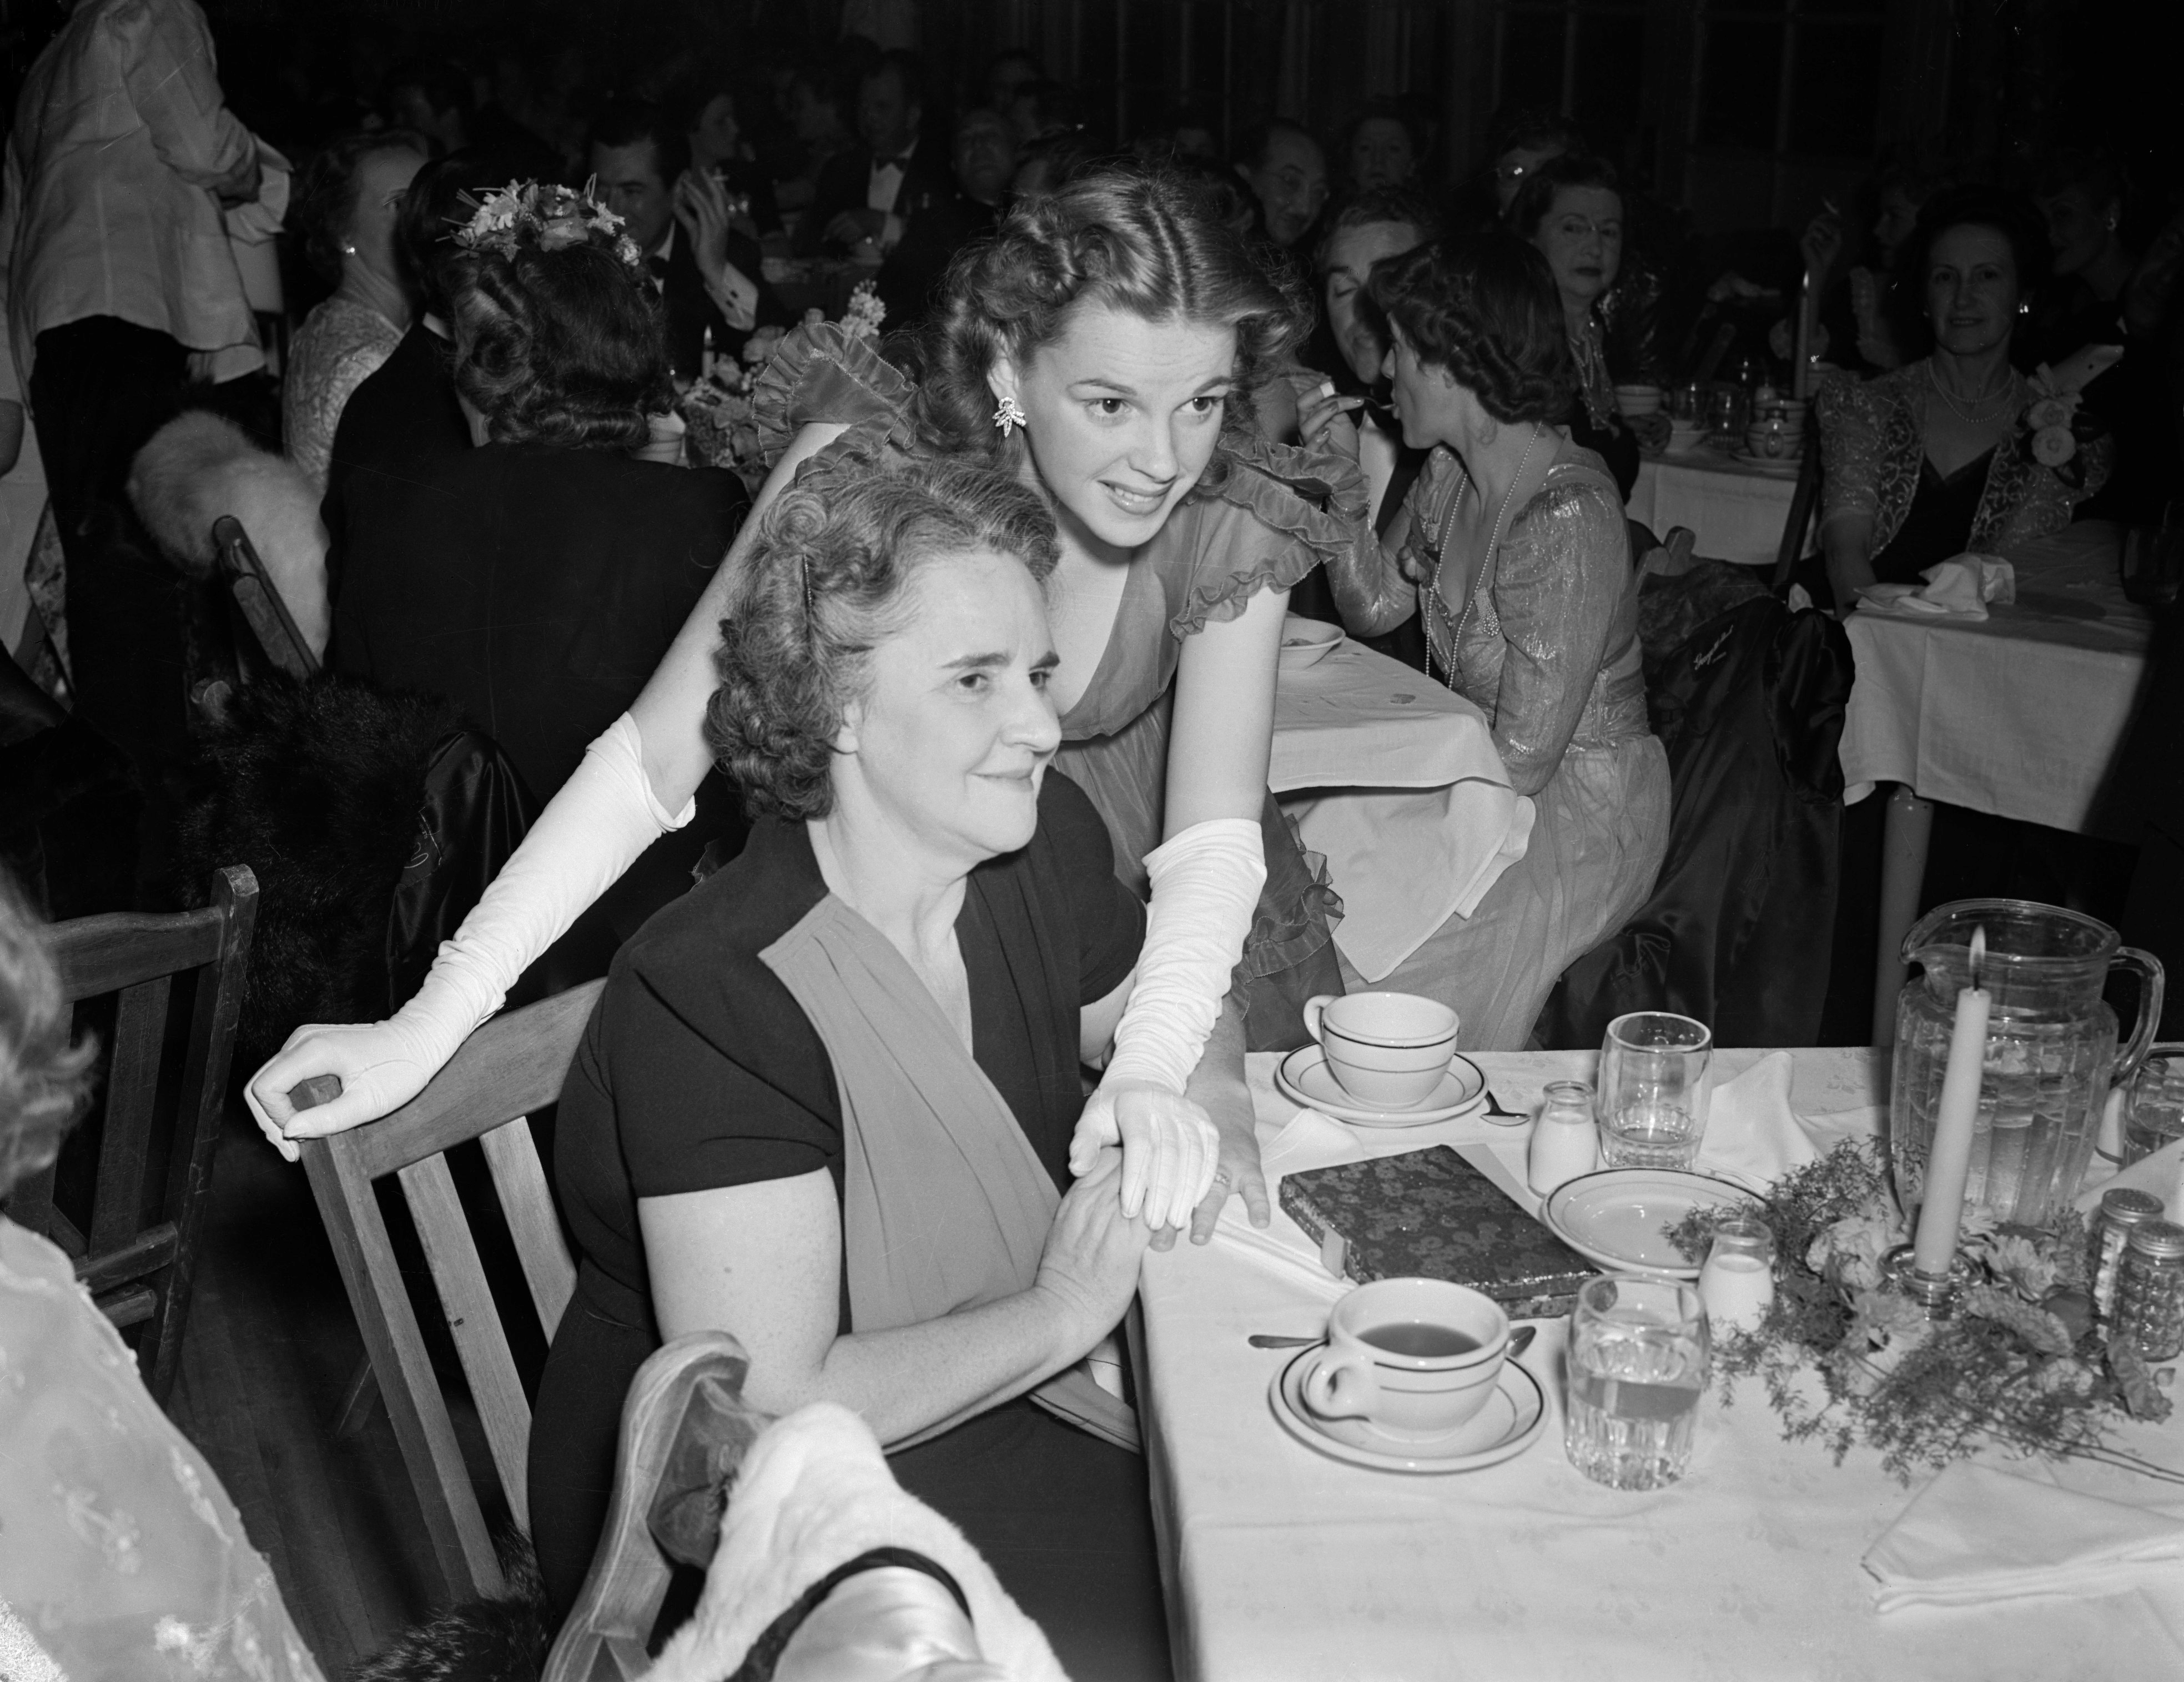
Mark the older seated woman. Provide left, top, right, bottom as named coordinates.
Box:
left=283, top=130, right=430, bottom=491
left=1321, top=234, right=1669, bottom=1048
left=1816, top=185, right=2111, bottom=610
left=528, top=451, right=1252, bottom=1678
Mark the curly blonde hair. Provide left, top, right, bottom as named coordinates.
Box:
left=706, top=447, right=1059, bottom=821
left=0, top=876, right=97, bottom=1198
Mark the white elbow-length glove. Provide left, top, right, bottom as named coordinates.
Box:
left=1069, top=819, right=1266, bottom=1230
left=245, top=714, right=690, bottom=1158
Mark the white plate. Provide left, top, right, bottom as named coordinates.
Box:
left=1270, top=1347, right=1547, bottom=1473
left=1541, top=1168, right=1749, bottom=1279
left=1275, top=1044, right=1486, bottom=1127
left=1278, top=616, right=1345, bottom=670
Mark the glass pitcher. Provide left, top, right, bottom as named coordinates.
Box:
left=1891, top=900, right=2166, bottom=1228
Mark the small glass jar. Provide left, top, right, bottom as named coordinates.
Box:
left=2114, top=1220, right=2184, bottom=1360
left=2090, top=1187, right=2167, bottom=1321
left=1699, top=1215, right=1775, bottom=1333
left=1528, top=1080, right=1599, bottom=1196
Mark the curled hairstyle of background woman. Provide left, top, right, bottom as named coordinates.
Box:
left=1365, top=234, right=1576, bottom=426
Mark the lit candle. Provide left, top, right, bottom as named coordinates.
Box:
left=1913, top=926, right=1990, bottom=1277
left=1792, top=269, right=1814, bottom=402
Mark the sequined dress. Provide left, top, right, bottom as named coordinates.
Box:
left=752, top=323, right=1359, bottom=1046
left=1326, top=442, right=1670, bottom=1047
left=0, top=1217, right=324, bottom=1682
left=283, top=296, right=403, bottom=493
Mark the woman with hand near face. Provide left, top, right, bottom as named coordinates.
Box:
left=1815, top=187, right=2111, bottom=609
left=1507, top=154, right=1657, bottom=499
left=251, top=167, right=1356, bottom=1260
left=1318, top=234, right=1670, bottom=1049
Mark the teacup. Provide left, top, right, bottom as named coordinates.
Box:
left=1301, top=991, right=1459, bottom=1108
left=1300, top=1277, right=1511, bottom=1439
left=1613, top=383, right=1664, bottom=417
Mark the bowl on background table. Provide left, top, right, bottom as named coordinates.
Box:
left=1278, top=615, right=1345, bottom=670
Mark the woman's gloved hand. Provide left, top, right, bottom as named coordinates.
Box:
left=1068, top=1077, right=1219, bottom=1234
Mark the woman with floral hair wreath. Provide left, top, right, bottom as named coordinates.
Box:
left=257, top=162, right=1375, bottom=1255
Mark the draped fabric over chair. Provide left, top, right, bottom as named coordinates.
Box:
left=1537, top=564, right=1855, bottom=1049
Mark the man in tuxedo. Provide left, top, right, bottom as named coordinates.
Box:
left=875, top=106, right=1015, bottom=332
left=795, top=51, right=954, bottom=259
left=588, top=101, right=788, bottom=384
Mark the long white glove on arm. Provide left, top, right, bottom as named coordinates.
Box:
left=1070, top=818, right=1266, bottom=1230
left=245, top=714, right=690, bottom=1159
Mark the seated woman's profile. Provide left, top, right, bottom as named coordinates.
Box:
left=529, top=450, right=1246, bottom=1676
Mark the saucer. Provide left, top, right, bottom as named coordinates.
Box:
left=1270, top=1348, right=1547, bottom=1473
left=1542, top=1167, right=1750, bottom=1279
left=1729, top=448, right=1803, bottom=477
left=1275, top=1045, right=1486, bottom=1127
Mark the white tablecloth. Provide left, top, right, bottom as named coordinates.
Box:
left=1136, top=1046, right=2184, bottom=1682
left=1271, top=637, right=1532, bottom=983
left=1629, top=449, right=1809, bottom=569
left=1838, top=523, right=2154, bottom=834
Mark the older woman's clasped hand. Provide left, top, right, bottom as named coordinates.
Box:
left=1070, top=1073, right=1267, bottom=1247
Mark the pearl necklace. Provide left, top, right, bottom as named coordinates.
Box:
left=1425, top=424, right=1542, bottom=691
left=1925, top=358, right=2020, bottom=425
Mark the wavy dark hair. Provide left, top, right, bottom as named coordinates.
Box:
left=1367, top=233, right=1575, bottom=425
left=1505, top=153, right=1621, bottom=242
left=918, top=162, right=1310, bottom=480
left=1315, top=188, right=1446, bottom=274
left=707, top=449, right=1060, bottom=821
left=446, top=240, right=670, bottom=450
left=0, top=872, right=97, bottom=1197
left=291, top=129, right=431, bottom=285
left=1899, top=184, right=2052, bottom=313
left=396, top=150, right=505, bottom=319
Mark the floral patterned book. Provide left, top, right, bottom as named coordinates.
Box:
left=1280, top=1145, right=1597, bottom=1318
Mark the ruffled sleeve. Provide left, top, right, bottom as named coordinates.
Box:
left=1163, top=432, right=1373, bottom=639
left=751, top=321, right=917, bottom=468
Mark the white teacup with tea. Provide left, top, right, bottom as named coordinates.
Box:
left=1301, top=991, right=1460, bottom=1109
left=1300, top=1278, right=1510, bottom=1439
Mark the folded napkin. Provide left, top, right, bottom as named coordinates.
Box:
left=1212, top=1109, right=1363, bottom=1294
left=1864, top=1462, right=2184, bottom=1611
left=2075, top=1134, right=2184, bottom=1223
left=1858, top=554, right=2016, bottom=622
left=1693, top=1052, right=1821, bottom=1191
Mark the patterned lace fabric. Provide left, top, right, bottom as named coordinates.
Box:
left=283, top=297, right=403, bottom=493
left=0, top=1218, right=324, bottom=1682
left=1814, top=361, right=2112, bottom=556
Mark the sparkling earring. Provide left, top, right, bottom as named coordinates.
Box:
left=342, top=243, right=358, bottom=256
left=992, top=395, right=1028, bottom=436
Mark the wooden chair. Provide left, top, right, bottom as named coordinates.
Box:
left=1770, top=427, right=1825, bottom=593
left=5, top=866, right=259, bottom=1403
left=299, top=980, right=602, bottom=1601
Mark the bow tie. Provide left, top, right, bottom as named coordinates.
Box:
left=872, top=153, right=912, bottom=170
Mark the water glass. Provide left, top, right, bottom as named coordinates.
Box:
left=1564, top=1273, right=1709, bottom=1490
left=1597, top=1012, right=1713, bottom=1169
left=2124, top=1046, right=2184, bottom=1167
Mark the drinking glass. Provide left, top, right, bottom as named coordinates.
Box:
left=1597, top=1012, right=1712, bottom=1169
left=2124, top=1046, right=2184, bottom=1167
left=1564, top=1273, right=1709, bottom=1490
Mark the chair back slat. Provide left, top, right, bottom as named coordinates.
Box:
left=305, top=1138, right=505, bottom=1599
left=88, top=975, right=172, bottom=1252
left=301, top=977, right=604, bottom=1604
left=213, top=515, right=319, bottom=681
left=16, top=868, right=257, bottom=1402
left=479, top=1118, right=576, bottom=1335
left=397, top=1151, right=536, bottom=1534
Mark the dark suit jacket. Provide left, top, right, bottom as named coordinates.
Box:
left=653, top=227, right=792, bottom=385
left=875, top=192, right=997, bottom=332
left=333, top=443, right=748, bottom=801
left=320, top=323, right=471, bottom=601
left=796, top=143, right=957, bottom=258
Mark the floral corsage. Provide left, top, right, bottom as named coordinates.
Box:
left=454, top=179, right=646, bottom=277
left=2017, top=344, right=2123, bottom=486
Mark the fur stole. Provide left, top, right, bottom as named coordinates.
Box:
left=174, top=671, right=464, bottom=1069
left=126, top=410, right=331, bottom=657
left=351, top=1539, right=551, bottom=1682
left=647, top=1404, right=1069, bottom=1682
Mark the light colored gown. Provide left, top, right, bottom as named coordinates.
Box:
left=283, top=297, right=401, bottom=493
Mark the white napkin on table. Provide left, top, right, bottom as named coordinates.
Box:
left=1857, top=554, right=2015, bottom=622
left=1864, top=1462, right=2184, bottom=1611
left=1211, top=1109, right=1362, bottom=1294
left=1694, top=1052, right=1821, bottom=1191
left=2076, top=1136, right=2184, bottom=1223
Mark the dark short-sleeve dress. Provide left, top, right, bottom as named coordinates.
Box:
left=527, top=771, right=1168, bottom=1675
left=751, top=322, right=1360, bottom=1050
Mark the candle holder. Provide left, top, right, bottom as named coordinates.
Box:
left=1881, top=1243, right=1974, bottom=1320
